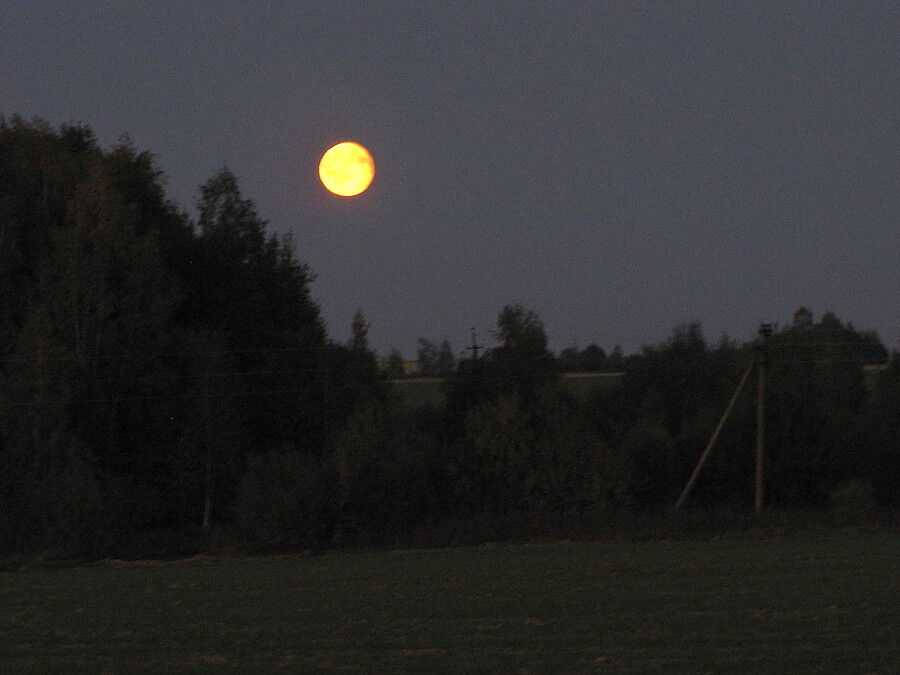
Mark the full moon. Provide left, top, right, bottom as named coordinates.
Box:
left=318, top=142, right=375, bottom=196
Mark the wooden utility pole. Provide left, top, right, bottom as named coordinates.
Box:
left=754, top=323, right=772, bottom=513
left=465, top=327, right=482, bottom=362
left=460, top=328, right=483, bottom=396
left=675, top=356, right=757, bottom=511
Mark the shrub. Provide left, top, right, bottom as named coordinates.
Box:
left=236, top=449, right=339, bottom=550
left=455, top=390, right=630, bottom=521
left=621, top=421, right=676, bottom=508
left=0, top=434, right=101, bottom=557
left=829, top=479, right=876, bottom=525
left=328, top=404, right=452, bottom=543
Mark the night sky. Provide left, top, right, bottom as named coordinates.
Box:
left=3, top=2, right=897, bottom=356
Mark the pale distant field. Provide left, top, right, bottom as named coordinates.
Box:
left=1, top=530, right=896, bottom=671
left=391, top=372, right=624, bottom=407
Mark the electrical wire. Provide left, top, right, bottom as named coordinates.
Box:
left=0, top=342, right=335, bottom=364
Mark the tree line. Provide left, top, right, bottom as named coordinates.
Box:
left=383, top=338, right=627, bottom=379
left=0, top=117, right=896, bottom=559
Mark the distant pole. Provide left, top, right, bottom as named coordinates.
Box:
left=675, top=356, right=756, bottom=511
left=467, top=327, right=482, bottom=362
left=462, top=328, right=483, bottom=394
left=755, top=323, right=772, bottom=514
left=463, top=328, right=482, bottom=371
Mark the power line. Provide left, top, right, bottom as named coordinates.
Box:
left=0, top=354, right=888, bottom=393
left=771, top=342, right=887, bottom=347
left=0, top=369, right=607, bottom=408
left=0, top=384, right=338, bottom=408
left=0, top=343, right=337, bottom=364
left=0, top=365, right=336, bottom=388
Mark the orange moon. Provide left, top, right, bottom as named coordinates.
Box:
left=318, top=142, right=375, bottom=196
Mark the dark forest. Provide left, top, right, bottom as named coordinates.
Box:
left=1, top=118, right=896, bottom=560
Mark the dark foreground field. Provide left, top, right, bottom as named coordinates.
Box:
left=1, top=530, right=896, bottom=672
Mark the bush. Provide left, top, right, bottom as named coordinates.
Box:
left=455, top=390, right=630, bottom=521
left=235, top=449, right=339, bottom=550
left=328, top=404, right=451, bottom=543
left=621, top=421, right=676, bottom=508
left=829, top=479, right=876, bottom=525
left=0, top=434, right=100, bottom=557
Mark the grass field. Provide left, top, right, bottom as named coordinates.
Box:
left=1, top=530, right=896, bottom=671
left=390, top=372, right=624, bottom=408
left=391, top=365, right=888, bottom=407
left=389, top=377, right=448, bottom=408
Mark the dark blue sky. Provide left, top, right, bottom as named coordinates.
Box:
left=3, top=1, right=897, bottom=356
